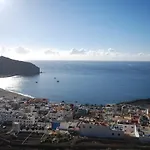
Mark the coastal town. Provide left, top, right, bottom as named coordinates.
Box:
left=0, top=90, right=150, bottom=149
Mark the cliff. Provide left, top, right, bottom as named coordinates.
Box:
left=0, top=56, right=40, bottom=76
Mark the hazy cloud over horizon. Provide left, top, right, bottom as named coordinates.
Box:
left=137, top=52, right=144, bottom=56
left=15, top=46, right=30, bottom=54
left=44, top=49, right=59, bottom=55
left=0, top=46, right=150, bottom=61
left=70, top=48, right=87, bottom=55
left=108, top=48, right=115, bottom=52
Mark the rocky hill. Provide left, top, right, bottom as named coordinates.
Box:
left=0, top=56, right=40, bottom=76
left=118, top=98, right=150, bottom=107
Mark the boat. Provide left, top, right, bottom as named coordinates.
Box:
left=54, top=77, right=56, bottom=79
left=36, top=81, right=38, bottom=83
left=57, top=80, right=59, bottom=83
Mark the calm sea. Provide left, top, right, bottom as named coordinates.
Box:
left=0, top=61, right=150, bottom=104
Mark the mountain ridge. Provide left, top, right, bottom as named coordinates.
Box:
left=0, top=56, right=40, bottom=76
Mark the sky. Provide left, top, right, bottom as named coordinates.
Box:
left=0, top=0, right=150, bottom=61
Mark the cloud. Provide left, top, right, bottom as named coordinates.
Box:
left=108, top=48, right=115, bottom=52
left=137, top=52, right=144, bottom=56
left=105, top=52, right=109, bottom=55
left=87, top=48, right=118, bottom=56
left=44, top=49, right=59, bottom=55
left=70, top=48, right=87, bottom=55
left=0, top=46, right=7, bottom=55
left=15, top=46, right=30, bottom=54
left=106, top=48, right=118, bottom=55
left=69, top=48, right=120, bottom=57
left=0, top=45, right=150, bottom=61
left=87, top=49, right=103, bottom=56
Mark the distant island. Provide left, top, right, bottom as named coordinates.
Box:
left=0, top=56, right=40, bottom=77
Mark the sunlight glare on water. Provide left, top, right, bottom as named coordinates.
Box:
left=0, top=76, right=22, bottom=91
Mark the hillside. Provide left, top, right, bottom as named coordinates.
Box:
left=118, top=98, right=150, bottom=107
left=0, top=56, right=40, bottom=76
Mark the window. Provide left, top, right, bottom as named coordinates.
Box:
left=112, top=133, right=114, bottom=136
left=131, top=126, right=134, bottom=128
left=125, top=126, right=127, bottom=128
left=118, top=133, right=120, bottom=136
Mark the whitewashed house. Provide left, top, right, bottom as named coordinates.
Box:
left=13, top=113, right=35, bottom=125
left=79, top=123, right=125, bottom=139
left=116, top=124, right=139, bottom=137
left=0, top=108, right=14, bottom=122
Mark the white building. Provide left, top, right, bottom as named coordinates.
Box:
left=24, top=105, right=35, bottom=113
left=116, top=124, right=139, bottom=137
left=12, top=122, right=20, bottom=133
left=79, top=123, right=125, bottom=139
left=36, top=121, right=50, bottom=127
left=13, top=115, right=35, bottom=125
left=59, top=121, right=79, bottom=130
left=47, top=110, right=73, bottom=121
left=0, top=109, right=14, bottom=122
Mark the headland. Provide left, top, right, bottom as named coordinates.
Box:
left=0, top=56, right=40, bottom=77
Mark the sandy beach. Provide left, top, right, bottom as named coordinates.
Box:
left=0, top=88, right=31, bottom=100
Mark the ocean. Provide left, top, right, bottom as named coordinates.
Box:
left=0, top=61, right=150, bottom=104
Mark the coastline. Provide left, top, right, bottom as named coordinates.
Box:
left=0, top=88, right=34, bottom=100
left=0, top=88, right=150, bottom=106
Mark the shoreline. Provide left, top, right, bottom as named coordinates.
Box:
left=0, top=88, right=34, bottom=100
left=0, top=88, right=150, bottom=107
left=7, top=89, right=34, bottom=98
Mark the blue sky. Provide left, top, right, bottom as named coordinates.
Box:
left=0, top=0, right=150, bottom=60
